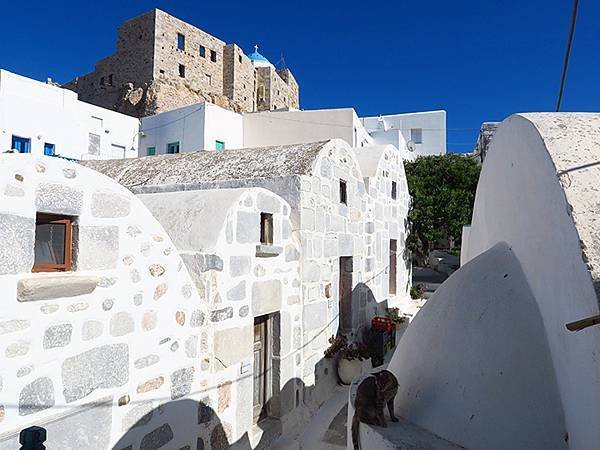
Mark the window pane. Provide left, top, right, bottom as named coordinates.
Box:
left=11, top=135, right=30, bottom=153
left=88, top=133, right=100, bottom=155
left=35, top=222, right=66, bottom=264
left=411, top=128, right=423, bottom=144
left=167, top=142, right=180, bottom=154
left=44, top=143, right=55, bottom=156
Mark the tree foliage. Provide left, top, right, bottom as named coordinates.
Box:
left=404, top=154, right=481, bottom=261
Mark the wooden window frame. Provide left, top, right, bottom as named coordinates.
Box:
left=32, top=213, right=73, bottom=273
left=210, top=49, right=217, bottom=62
left=260, top=213, right=273, bottom=245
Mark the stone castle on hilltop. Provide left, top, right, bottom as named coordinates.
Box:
left=64, top=9, right=299, bottom=117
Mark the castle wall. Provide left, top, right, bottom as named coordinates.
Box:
left=223, top=44, right=257, bottom=112
left=276, top=68, right=300, bottom=110
left=256, top=67, right=299, bottom=112
left=153, top=9, right=225, bottom=103
left=64, top=9, right=301, bottom=117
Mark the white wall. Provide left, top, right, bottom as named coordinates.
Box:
left=361, top=110, right=446, bottom=159
left=140, top=102, right=243, bottom=156
left=203, top=102, right=243, bottom=150
left=464, top=113, right=600, bottom=450
left=0, top=70, right=139, bottom=160
left=383, top=242, right=567, bottom=450
left=242, top=108, right=373, bottom=148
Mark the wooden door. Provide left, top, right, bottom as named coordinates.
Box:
left=389, top=239, right=397, bottom=295
left=253, top=315, right=269, bottom=422
left=339, top=257, right=353, bottom=332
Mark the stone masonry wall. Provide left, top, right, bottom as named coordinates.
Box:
left=125, top=140, right=411, bottom=419
left=0, top=155, right=225, bottom=449
left=138, top=188, right=302, bottom=444
left=276, top=69, right=300, bottom=110
left=363, top=147, right=411, bottom=307
left=255, top=66, right=299, bottom=111
left=76, top=139, right=411, bottom=439
left=223, top=44, right=256, bottom=113
left=153, top=9, right=225, bottom=100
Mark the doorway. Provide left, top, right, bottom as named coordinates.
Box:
left=389, top=239, right=397, bottom=295
left=253, top=315, right=272, bottom=423
left=339, top=257, right=353, bottom=333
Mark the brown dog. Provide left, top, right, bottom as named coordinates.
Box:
left=351, top=370, right=399, bottom=449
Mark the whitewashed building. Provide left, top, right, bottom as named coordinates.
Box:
left=0, top=69, right=140, bottom=160
left=139, top=101, right=446, bottom=159
left=0, top=153, right=307, bottom=449
left=361, top=110, right=447, bottom=160
left=83, top=138, right=412, bottom=433
left=137, top=187, right=303, bottom=446
left=139, top=102, right=243, bottom=156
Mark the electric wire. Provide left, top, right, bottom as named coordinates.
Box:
left=556, top=0, right=580, bottom=111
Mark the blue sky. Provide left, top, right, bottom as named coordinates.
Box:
left=1, top=0, right=598, bottom=152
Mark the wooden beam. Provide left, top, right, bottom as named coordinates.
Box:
left=566, top=315, right=600, bottom=332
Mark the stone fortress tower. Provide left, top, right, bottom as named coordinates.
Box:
left=64, top=9, right=299, bottom=118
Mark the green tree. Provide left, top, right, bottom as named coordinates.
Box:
left=404, top=154, right=481, bottom=262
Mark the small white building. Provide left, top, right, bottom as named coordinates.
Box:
left=139, top=102, right=243, bottom=156
left=139, top=101, right=447, bottom=159
left=361, top=110, right=447, bottom=160
left=0, top=70, right=140, bottom=160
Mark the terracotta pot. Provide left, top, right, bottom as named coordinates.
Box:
left=337, top=357, right=363, bottom=385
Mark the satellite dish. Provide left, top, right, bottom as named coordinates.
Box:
left=407, top=140, right=417, bottom=152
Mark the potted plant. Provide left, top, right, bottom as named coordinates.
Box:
left=324, top=335, right=370, bottom=385
left=410, top=283, right=427, bottom=299
left=385, top=307, right=407, bottom=326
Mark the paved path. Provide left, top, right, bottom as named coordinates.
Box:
left=297, top=384, right=349, bottom=450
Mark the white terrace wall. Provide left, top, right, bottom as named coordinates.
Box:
left=463, top=113, right=600, bottom=450
left=0, top=155, right=227, bottom=449
left=138, top=188, right=302, bottom=444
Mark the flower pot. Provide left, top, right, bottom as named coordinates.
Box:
left=337, top=357, right=363, bottom=385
